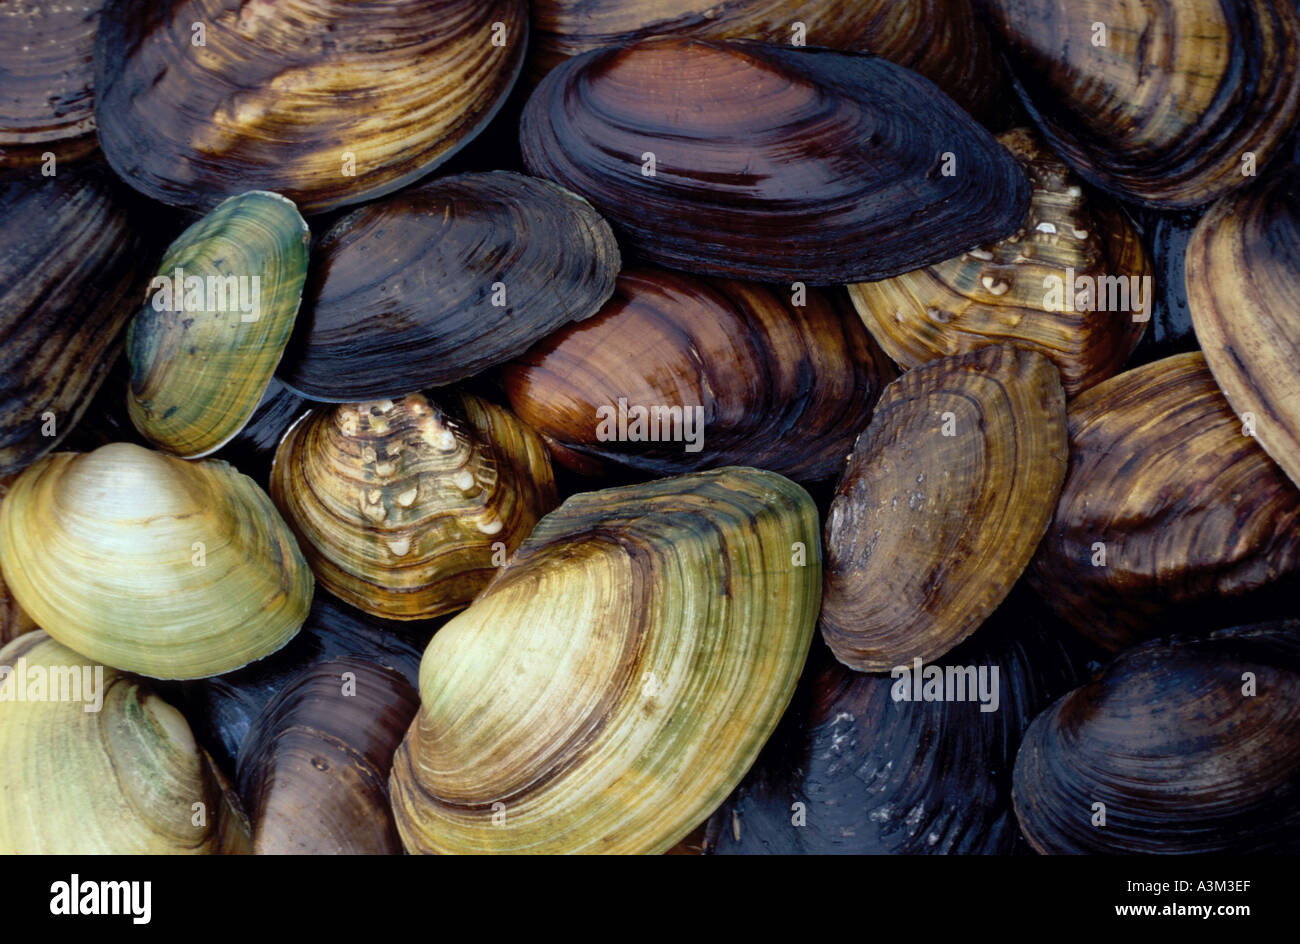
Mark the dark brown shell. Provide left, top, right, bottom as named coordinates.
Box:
left=1028, top=352, right=1300, bottom=651
left=94, top=0, right=528, bottom=214
left=527, top=0, right=1007, bottom=121
left=983, top=0, right=1300, bottom=208
left=502, top=267, right=896, bottom=482
left=236, top=658, right=419, bottom=855
left=278, top=172, right=619, bottom=402
left=705, top=590, right=1088, bottom=854
left=0, top=0, right=104, bottom=168
left=1013, top=622, right=1300, bottom=854
left=520, top=38, right=1031, bottom=284
left=820, top=345, right=1068, bottom=671
left=0, top=166, right=152, bottom=474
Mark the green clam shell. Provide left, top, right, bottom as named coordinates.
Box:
left=127, top=190, right=309, bottom=457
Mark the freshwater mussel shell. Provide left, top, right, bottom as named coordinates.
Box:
left=820, top=345, right=1068, bottom=672
left=502, top=266, right=896, bottom=482
left=278, top=172, right=619, bottom=402
left=1029, top=352, right=1300, bottom=651
left=0, top=632, right=240, bottom=853
left=94, top=0, right=529, bottom=214
left=706, top=590, right=1088, bottom=854
left=128, top=190, right=310, bottom=458
left=1186, top=166, right=1300, bottom=489
left=527, top=0, right=1008, bottom=121
left=0, top=0, right=104, bottom=167
left=0, top=477, right=34, bottom=646
left=0, top=166, right=152, bottom=474
left=983, top=0, right=1300, bottom=209
left=389, top=467, right=821, bottom=854
left=848, top=128, right=1150, bottom=396
left=0, top=442, right=313, bottom=679
left=520, top=38, right=1031, bottom=284
left=236, top=657, right=419, bottom=855
left=1013, top=621, right=1300, bottom=853
left=271, top=392, right=556, bottom=621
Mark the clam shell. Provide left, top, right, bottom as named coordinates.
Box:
left=1013, top=622, right=1300, bottom=853
left=271, top=393, right=556, bottom=621
left=127, top=191, right=310, bottom=458
left=706, top=591, right=1088, bottom=854
left=0, top=443, right=313, bottom=679
left=389, top=467, right=821, bottom=854
left=520, top=38, right=1030, bottom=284
left=983, top=0, right=1300, bottom=208
left=0, top=166, right=152, bottom=474
left=502, top=266, right=896, bottom=481
left=0, top=632, right=239, bottom=853
left=528, top=0, right=1007, bottom=121
left=1187, top=167, right=1300, bottom=488
left=94, top=0, right=528, bottom=214
left=0, top=0, right=103, bottom=167
left=278, top=172, right=619, bottom=402
left=236, top=658, right=419, bottom=855
left=848, top=128, right=1150, bottom=396
left=820, top=345, right=1068, bottom=672
left=1029, top=352, right=1300, bottom=651
left=0, top=477, right=34, bottom=645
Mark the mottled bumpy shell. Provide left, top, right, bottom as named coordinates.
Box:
left=983, top=0, right=1300, bottom=208
left=271, top=394, right=556, bottom=621
left=0, top=443, right=312, bottom=679
left=502, top=267, right=896, bottom=481
left=279, top=172, right=618, bottom=402
left=1029, top=352, right=1300, bottom=651
left=0, top=167, right=151, bottom=474
left=236, top=658, right=419, bottom=854
left=520, top=38, right=1030, bottom=283
left=820, top=345, right=1068, bottom=672
left=94, top=0, right=528, bottom=214
left=1013, top=622, right=1300, bottom=853
left=849, top=128, right=1150, bottom=396
left=527, top=0, right=1006, bottom=121
left=389, top=467, right=821, bottom=854
left=128, top=191, right=310, bottom=458
left=0, top=0, right=105, bottom=166
left=706, top=591, right=1087, bottom=854
left=0, top=632, right=240, bottom=853
left=1187, top=167, right=1300, bottom=489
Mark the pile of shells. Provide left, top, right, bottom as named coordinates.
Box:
left=2, top=0, right=1300, bottom=856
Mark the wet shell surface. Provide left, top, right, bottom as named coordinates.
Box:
left=389, top=467, right=821, bottom=854
left=0, top=0, right=105, bottom=166
left=706, top=591, right=1087, bottom=854
left=278, top=172, right=619, bottom=402
left=127, top=191, right=310, bottom=458
left=0, top=632, right=237, bottom=853
left=0, top=166, right=151, bottom=475
left=271, top=393, right=556, bottom=621
left=502, top=266, right=896, bottom=481
left=236, top=658, right=419, bottom=855
left=520, top=38, right=1030, bottom=284
left=527, top=0, right=1007, bottom=120
left=1187, top=166, right=1300, bottom=489
left=848, top=128, right=1150, bottom=396
left=1013, top=622, right=1300, bottom=853
left=0, top=443, right=312, bottom=679
left=983, top=0, right=1300, bottom=208
left=94, top=0, right=529, bottom=214
left=1029, top=352, right=1300, bottom=651
left=820, top=345, right=1068, bottom=672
